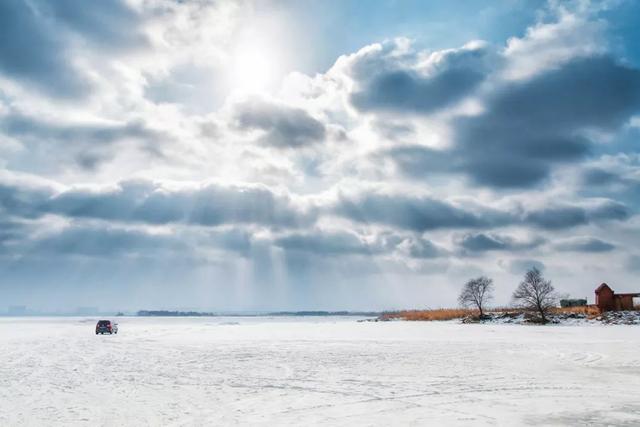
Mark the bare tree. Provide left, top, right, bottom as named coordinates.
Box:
left=512, top=267, right=556, bottom=322
left=458, top=276, right=494, bottom=317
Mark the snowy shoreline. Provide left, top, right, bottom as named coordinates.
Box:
left=374, top=310, right=640, bottom=325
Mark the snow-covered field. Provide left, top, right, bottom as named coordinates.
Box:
left=2, top=317, right=640, bottom=426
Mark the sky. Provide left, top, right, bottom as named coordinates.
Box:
left=1, top=0, right=640, bottom=312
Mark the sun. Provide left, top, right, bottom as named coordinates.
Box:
left=230, top=42, right=277, bottom=94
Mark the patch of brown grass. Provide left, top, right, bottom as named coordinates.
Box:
left=381, top=308, right=475, bottom=321
left=381, top=305, right=602, bottom=321
left=549, top=305, right=600, bottom=316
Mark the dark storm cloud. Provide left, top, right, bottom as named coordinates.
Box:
left=461, top=233, right=531, bottom=252
left=334, top=190, right=630, bottom=232
left=233, top=98, right=326, bottom=148
left=582, top=167, right=621, bottom=186
left=334, top=192, right=499, bottom=231
left=554, top=236, right=615, bottom=253
left=0, top=179, right=315, bottom=228
left=350, top=42, right=490, bottom=114
left=524, top=206, right=588, bottom=229
left=351, top=67, right=485, bottom=114
left=458, top=232, right=544, bottom=253
left=0, top=0, right=145, bottom=98
left=399, top=236, right=445, bottom=259
left=381, top=56, right=640, bottom=188
left=0, top=180, right=54, bottom=219
left=523, top=200, right=629, bottom=230
left=460, top=233, right=509, bottom=251
left=4, top=177, right=629, bottom=235
left=587, top=200, right=629, bottom=221
left=456, top=56, right=640, bottom=188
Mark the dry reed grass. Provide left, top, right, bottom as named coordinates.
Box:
left=549, top=305, right=600, bottom=316
left=381, top=308, right=476, bottom=321
left=382, top=304, right=602, bottom=321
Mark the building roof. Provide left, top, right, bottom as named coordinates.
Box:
left=615, top=293, right=640, bottom=298
left=595, top=283, right=612, bottom=294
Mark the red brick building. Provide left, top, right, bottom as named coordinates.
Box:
left=595, top=283, right=640, bottom=311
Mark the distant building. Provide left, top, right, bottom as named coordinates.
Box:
left=560, top=299, right=587, bottom=308
left=595, top=283, right=640, bottom=312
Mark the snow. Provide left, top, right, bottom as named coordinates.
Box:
left=2, top=316, right=640, bottom=426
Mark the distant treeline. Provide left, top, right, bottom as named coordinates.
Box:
left=137, top=310, right=218, bottom=316
left=136, top=310, right=380, bottom=317
left=268, top=311, right=381, bottom=317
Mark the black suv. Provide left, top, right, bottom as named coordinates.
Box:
left=95, top=320, right=118, bottom=335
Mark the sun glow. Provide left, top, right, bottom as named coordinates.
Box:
left=230, top=41, right=279, bottom=94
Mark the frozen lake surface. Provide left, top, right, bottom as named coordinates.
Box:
left=1, top=316, right=640, bottom=426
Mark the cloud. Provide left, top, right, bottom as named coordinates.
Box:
left=382, top=145, right=451, bottom=179
left=0, top=0, right=88, bottom=98
left=1, top=113, right=158, bottom=146
left=350, top=41, right=491, bottom=114
left=580, top=157, right=640, bottom=193
left=523, top=205, right=588, bottom=229
left=274, top=230, right=378, bottom=256
left=396, top=235, right=445, bottom=259
left=578, top=156, right=640, bottom=208
left=587, top=200, right=629, bottom=222
left=333, top=190, right=630, bottom=232
left=582, top=167, right=621, bottom=186
left=15, top=223, right=256, bottom=259
left=0, top=219, right=26, bottom=246
left=554, top=236, right=615, bottom=253
left=334, top=191, right=495, bottom=231
left=358, top=22, right=640, bottom=191
left=0, top=111, right=166, bottom=170
left=502, top=8, right=605, bottom=80
left=458, top=233, right=543, bottom=253
left=37, top=0, right=146, bottom=50
left=626, top=255, right=640, bottom=272
left=453, top=56, right=640, bottom=188
left=0, top=177, right=315, bottom=228
left=0, top=0, right=145, bottom=98
left=30, top=225, right=185, bottom=257
left=508, top=259, right=545, bottom=275
left=232, top=97, right=326, bottom=148
left=273, top=228, right=447, bottom=259
left=381, top=56, right=640, bottom=189
left=523, top=200, right=629, bottom=229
